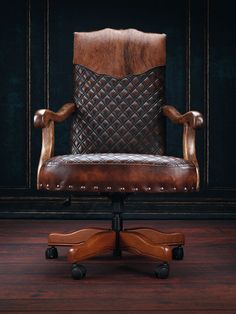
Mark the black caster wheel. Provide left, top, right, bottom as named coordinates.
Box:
left=154, top=263, right=169, bottom=279
left=172, top=246, right=184, bottom=260
left=45, top=247, right=58, bottom=259
left=71, top=264, right=87, bottom=280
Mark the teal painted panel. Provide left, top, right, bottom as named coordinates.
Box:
left=209, top=0, right=236, bottom=188
left=0, top=0, right=28, bottom=187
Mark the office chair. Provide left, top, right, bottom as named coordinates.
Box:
left=34, top=28, right=203, bottom=279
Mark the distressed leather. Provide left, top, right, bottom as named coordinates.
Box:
left=73, top=28, right=166, bottom=77
left=38, top=153, right=197, bottom=193
left=71, top=64, right=166, bottom=155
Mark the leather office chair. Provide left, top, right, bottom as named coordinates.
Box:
left=34, top=28, right=203, bottom=279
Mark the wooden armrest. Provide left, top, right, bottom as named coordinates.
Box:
left=34, top=102, right=76, bottom=128
left=163, top=105, right=204, bottom=190
left=34, top=103, right=76, bottom=189
left=163, top=105, right=203, bottom=129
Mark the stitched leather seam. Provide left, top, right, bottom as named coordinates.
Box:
left=44, top=162, right=194, bottom=168
left=74, top=63, right=166, bottom=80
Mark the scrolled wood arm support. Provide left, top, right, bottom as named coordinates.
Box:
left=163, top=105, right=203, bottom=129
left=163, top=105, right=203, bottom=190
left=34, top=102, right=76, bottom=128
left=34, top=103, right=76, bottom=188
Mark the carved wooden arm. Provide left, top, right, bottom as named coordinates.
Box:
left=163, top=105, right=203, bottom=189
left=34, top=103, right=76, bottom=188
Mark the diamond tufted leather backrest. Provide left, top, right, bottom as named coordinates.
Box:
left=71, top=28, right=166, bottom=155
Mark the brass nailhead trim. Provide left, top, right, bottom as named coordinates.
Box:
left=106, top=186, right=111, bottom=190
left=80, top=186, right=86, bottom=190
left=93, top=186, right=98, bottom=190
left=133, top=187, right=138, bottom=191
left=69, top=185, right=73, bottom=189
left=120, top=187, right=125, bottom=191
left=147, top=187, right=151, bottom=191
left=39, top=184, right=42, bottom=187
left=173, top=187, right=177, bottom=191
left=184, top=187, right=188, bottom=191
left=160, top=187, right=164, bottom=191
left=56, top=184, right=60, bottom=188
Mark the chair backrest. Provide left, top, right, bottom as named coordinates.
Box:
left=71, top=28, right=166, bottom=155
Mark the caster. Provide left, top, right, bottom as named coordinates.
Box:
left=45, top=247, right=58, bottom=259
left=154, top=262, right=169, bottom=279
left=172, top=246, right=184, bottom=260
left=71, top=263, right=87, bottom=280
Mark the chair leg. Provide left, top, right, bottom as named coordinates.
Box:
left=120, top=231, right=173, bottom=262
left=67, top=230, right=116, bottom=263
left=47, top=228, right=117, bottom=263
left=48, top=228, right=108, bottom=246
left=123, top=228, right=185, bottom=246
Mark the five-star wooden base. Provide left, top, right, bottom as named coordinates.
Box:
left=46, top=196, right=185, bottom=279
left=47, top=227, right=185, bottom=264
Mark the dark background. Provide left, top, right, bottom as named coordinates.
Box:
left=0, top=0, right=236, bottom=219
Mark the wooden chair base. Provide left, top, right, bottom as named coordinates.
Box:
left=46, top=197, right=185, bottom=279
left=47, top=227, right=185, bottom=264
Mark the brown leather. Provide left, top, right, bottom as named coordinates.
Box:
left=73, top=28, right=166, bottom=78
left=71, top=64, right=166, bottom=155
left=38, top=153, right=197, bottom=193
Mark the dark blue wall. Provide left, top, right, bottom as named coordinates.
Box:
left=0, top=0, right=236, bottom=218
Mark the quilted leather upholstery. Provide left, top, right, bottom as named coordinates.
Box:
left=71, top=64, right=166, bottom=155
left=39, top=153, right=197, bottom=193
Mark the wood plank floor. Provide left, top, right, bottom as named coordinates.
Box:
left=0, top=219, right=236, bottom=313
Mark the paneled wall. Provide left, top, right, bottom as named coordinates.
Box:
left=0, top=0, right=236, bottom=218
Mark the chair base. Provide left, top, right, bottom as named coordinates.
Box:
left=46, top=194, right=185, bottom=278
left=48, top=227, right=185, bottom=264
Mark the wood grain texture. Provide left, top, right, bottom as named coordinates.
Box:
left=48, top=226, right=184, bottom=263
left=120, top=230, right=172, bottom=261
left=163, top=105, right=203, bottom=129
left=163, top=105, right=204, bottom=190
left=34, top=103, right=76, bottom=128
left=67, top=230, right=116, bottom=263
left=48, top=227, right=108, bottom=245
left=73, top=28, right=166, bottom=77
left=36, top=121, right=54, bottom=189
left=125, top=227, right=185, bottom=245
left=0, top=219, right=236, bottom=313
left=34, top=103, right=76, bottom=189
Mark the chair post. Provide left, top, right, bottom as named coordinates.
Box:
left=111, top=194, right=124, bottom=257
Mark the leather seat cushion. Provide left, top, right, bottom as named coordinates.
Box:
left=39, top=153, right=197, bottom=193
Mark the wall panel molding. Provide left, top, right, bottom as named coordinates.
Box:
left=44, top=0, right=50, bottom=109
left=204, top=0, right=210, bottom=189
left=26, top=0, right=32, bottom=189
left=186, top=0, right=191, bottom=112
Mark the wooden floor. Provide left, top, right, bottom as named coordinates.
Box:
left=0, top=219, right=236, bottom=313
